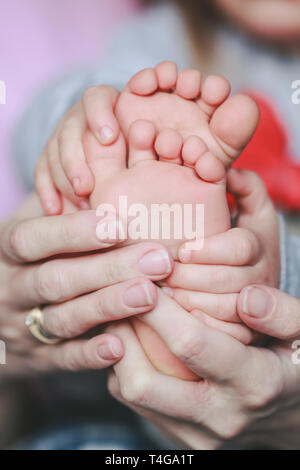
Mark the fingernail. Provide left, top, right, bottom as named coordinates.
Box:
left=243, top=286, right=275, bottom=318
left=96, top=216, right=125, bottom=243
left=162, top=287, right=174, bottom=298
left=98, top=342, right=122, bottom=361
left=123, top=282, right=154, bottom=308
left=99, top=126, right=114, bottom=144
left=72, top=177, right=81, bottom=191
left=139, top=249, right=172, bottom=276
left=179, top=249, right=191, bottom=263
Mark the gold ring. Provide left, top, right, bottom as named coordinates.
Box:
left=25, top=307, right=60, bottom=345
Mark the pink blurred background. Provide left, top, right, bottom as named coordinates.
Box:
left=0, top=0, right=138, bottom=220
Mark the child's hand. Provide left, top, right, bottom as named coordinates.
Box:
left=162, top=169, right=280, bottom=337
left=35, top=86, right=120, bottom=215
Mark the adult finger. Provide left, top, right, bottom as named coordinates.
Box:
left=108, top=371, right=220, bottom=450
left=238, top=285, right=300, bottom=340
left=11, top=243, right=172, bottom=307
left=107, top=321, right=251, bottom=439
left=107, top=321, right=204, bottom=418
left=190, top=309, right=255, bottom=345
left=42, top=278, right=157, bottom=339
left=178, top=228, right=260, bottom=265
left=164, top=288, right=240, bottom=322
left=37, top=333, right=124, bottom=371
left=1, top=210, right=125, bottom=263
left=162, top=262, right=257, bottom=293
left=227, top=168, right=274, bottom=217
left=140, top=290, right=252, bottom=382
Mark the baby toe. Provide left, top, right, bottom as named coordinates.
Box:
left=176, top=69, right=202, bottom=100
left=128, top=119, right=157, bottom=167
left=155, top=129, right=183, bottom=165
left=155, top=61, right=178, bottom=90
left=128, top=68, right=158, bottom=96
left=182, top=135, right=208, bottom=168
left=195, top=151, right=226, bottom=183
left=197, top=74, right=231, bottom=118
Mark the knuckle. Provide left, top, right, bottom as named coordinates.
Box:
left=60, top=214, right=81, bottom=246
left=193, top=380, right=215, bottom=414
left=51, top=308, right=74, bottom=339
left=93, top=293, right=109, bottom=322
left=234, top=230, right=258, bottom=265
left=243, top=355, right=283, bottom=409
left=36, top=262, right=65, bottom=303
left=217, top=295, right=237, bottom=321
left=210, top=267, right=230, bottom=290
left=103, top=260, right=127, bottom=284
left=244, top=380, right=282, bottom=410
left=174, top=290, right=192, bottom=310
left=170, top=327, right=203, bottom=364
left=120, top=373, right=152, bottom=405
left=213, top=416, right=247, bottom=440
left=7, top=222, right=29, bottom=262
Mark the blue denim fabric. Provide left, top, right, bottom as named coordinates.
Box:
left=20, top=422, right=166, bottom=450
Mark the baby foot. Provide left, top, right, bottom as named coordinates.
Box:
left=116, top=61, right=260, bottom=171
left=82, top=63, right=260, bottom=382
left=83, top=118, right=233, bottom=381
left=85, top=117, right=231, bottom=256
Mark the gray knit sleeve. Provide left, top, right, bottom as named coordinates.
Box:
left=13, top=4, right=189, bottom=191
left=279, top=214, right=300, bottom=299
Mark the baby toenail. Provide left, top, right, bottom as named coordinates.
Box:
left=139, top=249, right=172, bottom=276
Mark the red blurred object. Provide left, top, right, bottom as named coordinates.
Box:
left=231, top=94, right=300, bottom=212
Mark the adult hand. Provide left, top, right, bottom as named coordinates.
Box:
left=35, top=85, right=120, bottom=214
left=107, top=170, right=300, bottom=449
left=0, top=194, right=172, bottom=378
left=162, top=170, right=280, bottom=339
left=108, top=284, right=300, bottom=449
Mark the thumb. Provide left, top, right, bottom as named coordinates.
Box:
left=227, top=168, right=271, bottom=216
left=238, top=285, right=300, bottom=340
